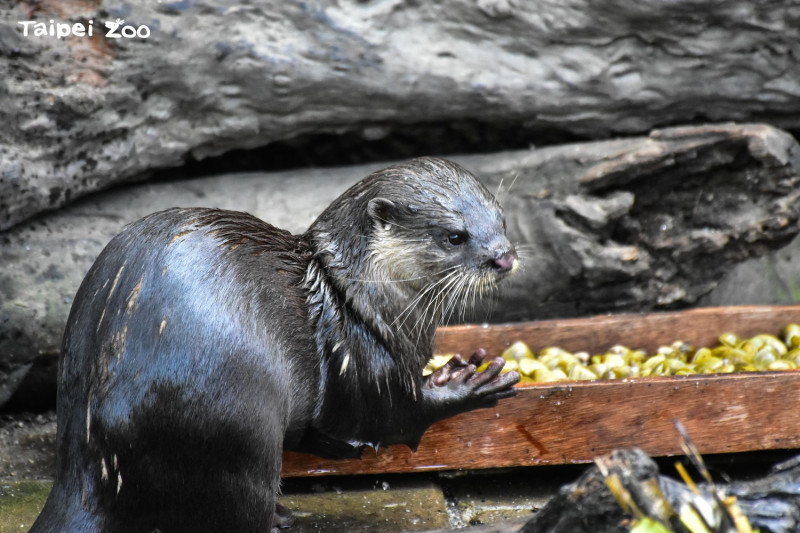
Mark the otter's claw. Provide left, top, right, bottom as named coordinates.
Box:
left=466, top=356, right=520, bottom=405
left=425, top=349, right=520, bottom=413
left=429, top=352, right=471, bottom=386
left=428, top=348, right=492, bottom=387
left=467, top=348, right=488, bottom=367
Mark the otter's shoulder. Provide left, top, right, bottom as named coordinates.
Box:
left=127, top=207, right=309, bottom=256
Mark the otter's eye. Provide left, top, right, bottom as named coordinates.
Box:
left=448, top=232, right=467, bottom=245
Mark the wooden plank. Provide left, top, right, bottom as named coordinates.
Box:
left=434, top=305, right=800, bottom=356
left=281, top=305, right=800, bottom=477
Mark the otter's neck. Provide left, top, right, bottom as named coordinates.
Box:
left=301, top=228, right=436, bottom=397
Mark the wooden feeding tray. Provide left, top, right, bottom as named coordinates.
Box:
left=281, top=305, right=800, bottom=477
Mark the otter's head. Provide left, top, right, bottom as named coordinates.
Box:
left=307, top=157, right=517, bottom=326
left=366, top=158, right=516, bottom=292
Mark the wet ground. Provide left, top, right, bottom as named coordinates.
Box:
left=0, top=411, right=581, bottom=532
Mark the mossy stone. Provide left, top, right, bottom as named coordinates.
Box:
left=0, top=481, right=50, bottom=532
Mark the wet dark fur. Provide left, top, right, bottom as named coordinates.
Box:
left=32, top=158, right=519, bottom=532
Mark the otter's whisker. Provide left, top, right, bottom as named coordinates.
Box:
left=394, top=270, right=459, bottom=331
left=450, top=271, right=473, bottom=323
left=448, top=276, right=466, bottom=325
left=414, top=270, right=461, bottom=333
left=414, top=269, right=461, bottom=334
left=505, top=172, right=521, bottom=200
left=440, top=271, right=469, bottom=327
left=481, top=278, right=498, bottom=320
left=408, top=271, right=462, bottom=350
left=441, top=271, right=467, bottom=323
left=394, top=283, right=438, bottom=331
left=482, top=284, right=498, bottom=323
left=463, top=274, right=477, bottom=322
left=496, top=171, right=520, bottom=203
left=513, top=244, right=535, bottom=256
left=474, top=274, right=488, bottom=312
left=461, top=273, right=479, bottom=323
left=430, top=279, right=454, bottom=329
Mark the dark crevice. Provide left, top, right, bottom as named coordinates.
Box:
left=0, top=355, right=58, bottom=414
left=149, top=120, right=591, bottom=182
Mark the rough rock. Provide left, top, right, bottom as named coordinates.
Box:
left=5, top=0, right=800, bottom=229
left=1, top=123, right=799, bottom=409
left=699, top=232, right=800, bottom=307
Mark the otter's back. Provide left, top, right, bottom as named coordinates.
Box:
left=38, top=208, right=317, bottom=532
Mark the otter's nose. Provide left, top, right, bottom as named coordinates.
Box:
left=492, top=250, right=517, bottom=273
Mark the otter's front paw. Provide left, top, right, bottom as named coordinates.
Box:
left=425, top=349, right=520, bottom=411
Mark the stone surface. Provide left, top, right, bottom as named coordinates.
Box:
left=0, top=480, right=52, bottom=532
left=699, top=232, right=800, bottom=307
left=439, top=469, right=576, bottom=528
left=5, top=0, right=800, bottom=229
left=0, top=476, right=450, bottom=532
left=2, top=123, right=800, bottom=409
left=0, top=413, right=56, bottom=483
left=281, top=479, right=450, bottom=532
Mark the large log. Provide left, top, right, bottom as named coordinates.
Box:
left=4, top=0, right=800, bottom=229
left=0, top=124, right=798, bottom=409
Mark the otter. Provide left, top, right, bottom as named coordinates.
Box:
left=31, top=157, right=520, bottom=532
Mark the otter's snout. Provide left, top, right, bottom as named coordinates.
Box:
left=491, top=250, right=517, bottom=274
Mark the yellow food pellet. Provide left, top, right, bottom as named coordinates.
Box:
left=769, top=360, right=795, bottom=371
left=783, top=324, right=800, bottom=349
left=719, top=332, right=741, bottom=348
left=567, top=362, right=597, bottom=381
left=503, top=341, right=533, bottom=361
left=519, top=358, right=547, bottom=377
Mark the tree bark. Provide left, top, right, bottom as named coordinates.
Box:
left=4, top=0, right=800, bottom=229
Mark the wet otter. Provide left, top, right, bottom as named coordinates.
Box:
left=32, top=157, right=520, bottom=532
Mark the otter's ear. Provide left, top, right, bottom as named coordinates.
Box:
left=367, top=198, right=397, bottom=229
